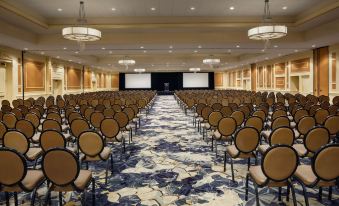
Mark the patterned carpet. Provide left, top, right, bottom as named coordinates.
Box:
left=1, top=95, right=338, bottom=205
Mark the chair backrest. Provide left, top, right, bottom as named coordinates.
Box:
left=231, top=110, right=245, bottom=127
left=220, top=106, right=233, bottom=117
left=253, top=110, right=266, bottom=121
left=25, top=112, right=40, bottom=128
left=70, top=118, right=90, bottom=138
left=2, top=112, right=17, bottom=129
left=304, top=127, right=330, bottom=155
left=103, top=108, right=115, bottom=118
left=211, top=103, right=223, bottom=111
left=68, top=112, right=83, bottom=124
left=196, top=103, right=206, bottom=116
left=42, top=148, right=79, bottom=187
left=272, top=109, right=287, bottom=120
left=324, top=115, right=339, bottom=136
left=15, top=119, right=35, bottom=139
left=314, top=108, right=329, bottom=125
left=0, top=121, right=7, bottom=141
left=208, top=111, right=223, bottom=128
left=245, top=116, right=263, bottom=132
left=262, top=145, right=298, bottom=182
left=3, top=131, right=29, bottom=155
left=90, top=111, right=105, bottom=129
left=0, top=148, right=27, bottom=186
left=271, top=116, right=290, bottom=130
left=112, top=104, right=122, bottom=112
left=312, top=144, right=339, bottom=182
left=234, top=127, right=260, bottom=153
left=114, top=112, right=129, bottom=128
left=42, top=119, right=62, bottom=132
left=123, top=107, right=135, bottom=121
left=269, top=127, right=295, bottom=146
left=46, top=112, right=62, bottom=124
left=217, top=117, right=237, bottom=136
left=40, top=130, right=66, bottom=152
left=78, top=131, right=104, bottom=158
left=297, top=116, right=316, bottom=136
left=294, top=109, right=309, bottom=123
left=100, top=118, right=120, bottom=138
left=201, top=106, right=213, bottom=121
left=84, top=107, right=95, bottom=121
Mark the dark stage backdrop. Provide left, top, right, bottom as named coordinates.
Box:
left=119, top=72, right=214, bottom=91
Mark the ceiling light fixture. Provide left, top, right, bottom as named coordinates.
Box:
left=62, top=1, right=102, bottom=50
left=111, top=8, right=116, bottom=11
left=134, top=68, right=146, bottom=73
left=312, top=44, right=316, bottom=48
left=151, top=7, right=156, bottom=11
left=118, top=56, right=135, bottom=70
left=169, top=50, right=173, bottom=53
left=229, top=6, right=235, bottom=10
left=236, top=45, right=240, bottom=48
left=189, top=68, right=200, bottom=73
left=190, top=7, right=195, bottom=10
left=282, top=6, right=287, bottom=10
left=248, top=0, right=287, bottom=45
left=57, top=8, right=63, bottom=12
left=203, top=55, right=220, bottom=65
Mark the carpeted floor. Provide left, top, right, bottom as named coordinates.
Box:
left=1, top=95, right=338, bottom=205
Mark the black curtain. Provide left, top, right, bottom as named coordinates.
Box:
left=119, top=72, right=214, bottom=91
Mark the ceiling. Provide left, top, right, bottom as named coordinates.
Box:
left=0, top=0, right=339, bottom=72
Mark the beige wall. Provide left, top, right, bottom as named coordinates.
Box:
left=0, top=45, right=119, bottom=104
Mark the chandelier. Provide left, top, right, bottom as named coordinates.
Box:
left=62, top=1, right=102, bottom=46
left=134, top=68, right=146, bottom=73
left=248, top=0, right=287, bottom=41
left=118, top=56, right=135, bottom=70
left=203, top=56, right=220, bottom=65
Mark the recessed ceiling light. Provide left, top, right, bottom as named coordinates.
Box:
left=108, top=64, right=111, bottom=66
left=57, top=8, right=63, bottom=12
left=169, top=45, right=173, bottom=49
left=312, top=44, right=316, bottom=48
left=198, top=45, right=202, bottom=48
left=294, top=49, right=299, bottom=52
left=63, top=47, right=67, bottom=50
left=190, top=7, right=195, bottom=10
left=109, top=51, right=112, bottom=54
left=151, top=7, right=156, bottom=11
left=75, top=51, right=79, bottom=54
left=169, top=50, right=173, bottom=53
left=236, top=45, right=240, bottom=48
left=194, top=50, right=198, bottom=53
left=278, top=54, right=282, bottom=56
left=261, top=49, right=265, bottom=52
left=40, top=52, right=45, bottom=55
left=78, top=62, right=81, bottom=64
left=111, top=8, right=116, bottom=11
left=143, top=50, right=147, bottom=53
left=102, top=47, right=106, bottom=50
left=69, top=60, right=72, bottom=62
left=265, top=57, right=269, bottom=60
left=24, top=48, right=28, bottom=51
left=228, top=49, right=231, bottom=52
left=229, top=6, right=235, bottom=10
left=56, top=56, right=60, bottom=59
left=140, top=46, right=144, bottom=49
left=274, top=45, right=278, bottom=48
left=282, top=6, right=288, bottom=10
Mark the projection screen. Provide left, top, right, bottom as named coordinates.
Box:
left=125, top=73, right=151, bottom=89
left=183, top=73, right=209, bottom=88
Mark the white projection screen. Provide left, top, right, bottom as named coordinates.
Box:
left=125, top=73, right=151, bottom=89
left=183, top=73, right=209, bottom=88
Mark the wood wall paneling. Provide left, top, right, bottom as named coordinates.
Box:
left=258, top=67, right=263, bottom=87
left=313, top=47, right=329, bottom=96
left=18, top=65, right=21, bottom=92
left=214, top=73, right=223, bottom=87
left=266, top=65, right=272, bottom=88
left=243, top=69, right=250, bottom=78
left=84, top=69, right=91, bottom=89
left=111, top=74, right=119, bottom=88
left=24, top=61, right=45, bottom=92
left=67, top=67, right=81, bottom=89
left=275, top=77, right=285, bottom=89
left=332, top=53, right=336, bottom=90
left=251, top=64, right=256, bottom=91
left=291, top=58, right=310, bottom=73
left=275, top=63, right=286, bottom=75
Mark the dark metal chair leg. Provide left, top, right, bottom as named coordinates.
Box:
left=110, top=154, right=114, bottom=172
left=211, top=138, right=214, bottom=150
left=5, top=192, right=10, bottom=206
left=59, top=192, right=63, bottom=206
left=230, top=158, right=235, bottom=182
left=278, top=187, right=282, bottom=201
left=288, top=181, right=297, bottom=206
left=247, top=158, right=251, bottom=170
left=14, top=192, right=18, bottom=206
left=286, top=185, right=290, bottom=202
left=92, top=178, right=95, bottom=206
left=245, top=174, right=249, bottom=201
left=224, top=151, right=227, bottom=172
left=318, top=187, right=322, bottom=201
left=254, top=183, right=260, bottom=206
left=105, top=160, right=109, bottom=184
left=31, top=186, right=39, bottom=206
left=328, top=186, right=332, bottom=201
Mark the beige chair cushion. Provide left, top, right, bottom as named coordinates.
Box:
left=258, top=145, right=270, bottom=154
left=261, top=131, right=271, bottom=141
left=26, top=148, right=43, bottom=161
left=226, top=145, right=254, bottom=158
left=250, top=166, right=288, bottom=187
left=202, top=123, right=211, bottom=129
left=293, top=144, right=307, bottom=157
left=74, top=170, right=92, bottom=190
left=22, top=170, right=45, bottom=191
left=214, top=130, right=221, bottom=139
left=294, top=165, right=336, bottom=187
left=290, top=122, right=296, bottom=129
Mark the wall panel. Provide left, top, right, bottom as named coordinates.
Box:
left=24, top=61, right=45, bottom=92
left=111, top=74, right=119, bottom=88
left=67, top=67, right=81, bottom=89
left=214, top=73, right=223, bottom=87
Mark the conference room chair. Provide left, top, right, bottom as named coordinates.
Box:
left=40, top=129, right=77, bottom=154
left=324, top=115, right=339, bottom=141
left=293, top=127, right=330, bottom=157
left=123, top=107, right=138, bottom=134
left=0, top=121, right=7, bottom=146
left=294, top=144, right=339, bottom=206
left=231, top=110, right=245, bottom=129
left=114, top=111, right=132, bottom=144
left=103, top=108, right=115, bottom=118
left=203, top=111, right=223, bottom=144
left=258, top=127, right=295, bottom=155
left=294, top=116, right=316, bottom=140
left=200, top=106, right=213, bottom=139
left=314, top=108, right=330, bottom=125
left=245, top=116, right=264, bottom=133
left=252, top=110, right=266, bottom=122
left=42, top=148, right=95, bottom=206
left=212, top=117, right=237, bottom=156
left=220, top=106, right=233, bottom=117
left=2, top=112, right=18, bottom=129
left=245, top=145, right=299, bottom=206
left=90, top=111, right=105, bottom=131
left=15, top=119, right=40, bottom=143
left=224, top=127, right=260, bottom=181
left=261, top=116, right=290, bottom=143
left=193, top=103, right=205, bottom=130
left=0, top=148, right=45, bottom=206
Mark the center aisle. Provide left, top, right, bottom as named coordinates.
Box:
left=98, top=95, right=243, bottom=205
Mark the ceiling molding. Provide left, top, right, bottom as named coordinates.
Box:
left=0, top=0, right=48, bottom=29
